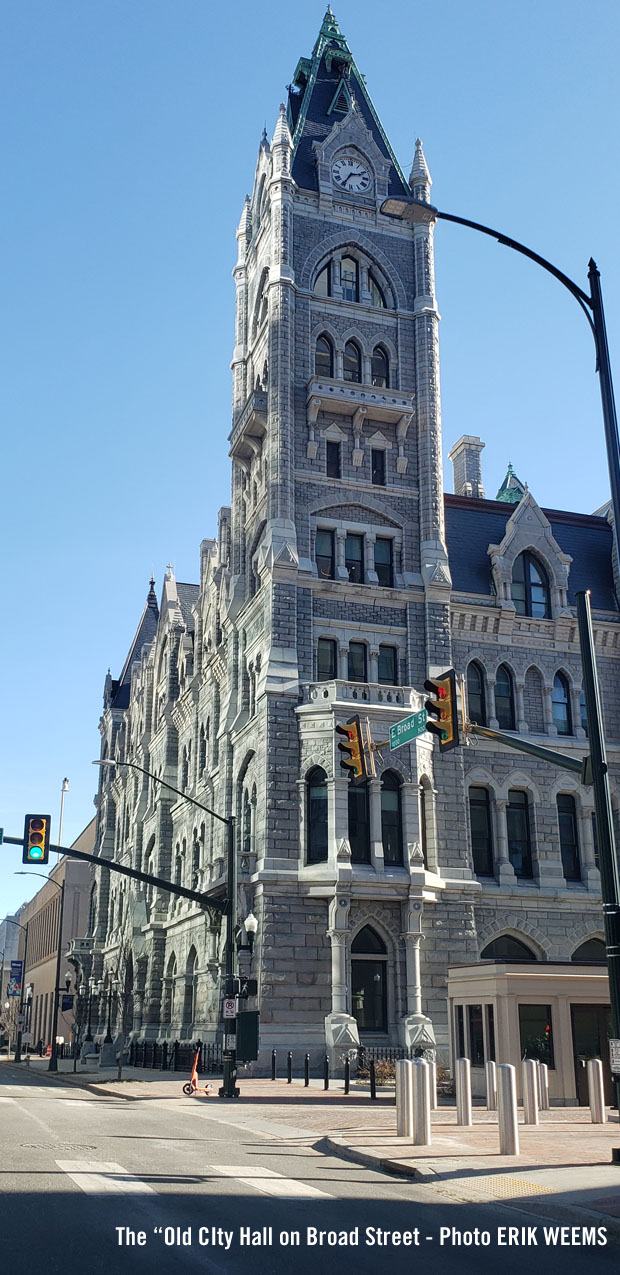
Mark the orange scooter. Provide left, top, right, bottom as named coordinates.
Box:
left=182, top=1049, right=213, bottom=1096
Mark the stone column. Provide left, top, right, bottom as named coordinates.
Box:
left=572, top=686, right=586, bottom=739
left=543, top=684, right=557, bottom=734
left=516, top=681, right=528, bottom=733
left=400, top=896, right=435, bottom=1051
left=487, top=678, right=498, bottom=730
left=325, top=895, right=359, bottom=1060
left=362, top=353, right=372, bottom=385
left=493, top=798, right=516, bottom=885
left=579, top=805, right=600, bottom=887
left=369, top=647, right=379, bottom=684
left=335, top=529, right=348, bottom=581
left=365, top=534, right=378, bottom=585
left=338, top=643, right=349, bottom=681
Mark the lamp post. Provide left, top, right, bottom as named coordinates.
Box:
left=93, top=758, right=241, bottom=1098
left=15, top=870, right=66, bottom=1072
left=84, top=976, right=95, bottom=1042
left=381, top=192, right=620, bottom=1124
left=4, top=917, right=29, bottom=1063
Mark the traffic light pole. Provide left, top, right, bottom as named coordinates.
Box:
left=576, top=591, right=620, bottom=1132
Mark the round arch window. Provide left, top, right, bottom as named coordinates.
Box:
left=351, top=925, right=387, bottom=1032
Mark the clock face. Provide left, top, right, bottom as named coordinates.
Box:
left=331, top=155, right=372, bottom=194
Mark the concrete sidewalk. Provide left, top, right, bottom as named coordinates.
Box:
left=5, top=1058, right=620, bottom=1235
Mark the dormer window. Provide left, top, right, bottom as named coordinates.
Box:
left=511, top=551, right=550, bottom=618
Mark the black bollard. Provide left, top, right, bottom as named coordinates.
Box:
left=304, top=1053, right=310, bottom=1087
left=287, top=1051, right=293, bottom=1084
left=324, top=1054, right=329, bottom=1091
left=344, top=1057, right=350, bottom=1094
left=271, top=1049, right=277, bottom=1081
left=369, top=1058, right=377, bottom=1100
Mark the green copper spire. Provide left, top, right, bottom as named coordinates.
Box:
left=312, top=7, right=349, bottom=57
left=496, top=462, right=526, bottom=504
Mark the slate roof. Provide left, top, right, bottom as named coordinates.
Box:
left=444, top=494, right=617, bottom=612
left=111, top=580, right=159, bottom=709
left=289, top=10, right=409, bottom=198
left=176, top=583, right=199, bottom=632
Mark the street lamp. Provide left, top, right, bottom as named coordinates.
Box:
left=381, top=192, right=620, bottom=1128
left=93, top=757, right=242, bottom=1099
left=236, top=911, right=258, bottom=959
left=15, top=870, right=66, bottom=1073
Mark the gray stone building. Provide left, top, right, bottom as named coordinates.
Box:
left=84, top=11, right=615, bottom=1098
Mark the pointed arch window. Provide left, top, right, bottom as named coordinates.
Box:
left=381, top=771, right=403, bottom=865
left=199, top=725, right=207, bottom=774
left=340, top=256, right=359, bottom=302
left=343, top=340, right=362, bottom=383
left=307, top=767, right=328, bottom=864
left=481, top=935, right=536, bottom=961
left=183, top=949, right=198, bottom=1027
left=580, top=688, right=588, bottom=736
left=369, top=271, right=387, bottom=308
left=495, top=665, right=515, bottom=730
left=314, top=264, right=330, bottom=297
left=315, top=334, right=334, bottom=378
left=511, top=551, right=551, bottom=618
left=552, top=672, right=572, bottom=736
left=351, top=926, right=387, bottom=1032
left=469, top=786, right=493, bottom=876
left=506, top=790, right=533, bottom=878
left=557, top=793, right=581, bottom=881
left=371, top=345, right=389, bottom=388
left=467, top=662, right=486, bottom=725
left=572, top=938, right=606, bottom=963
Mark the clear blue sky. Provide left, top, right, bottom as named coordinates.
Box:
left=1, top=0, right=619, bottom=917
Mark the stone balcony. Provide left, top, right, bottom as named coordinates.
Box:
left=300, top=679, right=425, bottom=713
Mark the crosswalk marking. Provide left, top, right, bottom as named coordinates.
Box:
left=0, top=1096, right=16, bottom=1103
left=55, top=1160, right=156, bottom=1194
left=209, top=1164, right=332, bottom=1200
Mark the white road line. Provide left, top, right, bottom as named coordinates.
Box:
left=209, top=1164, right=332, bottom=1200
left=55, top=1160, right=156, bottom=1194
left=0, top=1096, right=16, bottom=1103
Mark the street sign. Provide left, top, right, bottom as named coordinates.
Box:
left=609, top=1038, right=620, bottom=1075
left=389, top=710, right=427, bottom=750
left=61, top=994, right=74, bottom=1012
left=225, top=1034, right=236, bottom=1051
left=223, top=998, right=236, bottom=1020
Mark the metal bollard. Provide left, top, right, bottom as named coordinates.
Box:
left=287, top=1051, right=292, bottom=1084
left=485, top=1059, right=497, bottom=1111
left=522, top=1058, right=539, bottom=1125
left=497, top=1063, right=519, bottom=1155
left=271, top=1049, right=277, bottom=1081
left=412, top=1059, right=431, bottom=1146
left=538, top=1062, right=550, bottom=1111
left=396, top=1059, right=413, bottom=1137
left=304, top=1053, right=310, bottom=1087
left=430, top=1059, right=438, bottom=1110
left=456, top=1057, right=472, bottom=1126
left=587, top=1059, right=607, bottom=1123
left=344, top=1057, right=350, bottom=1094
left=369, top=1059, right=377, bottom=1100
left=323, top=1054, right=329, bottom=1090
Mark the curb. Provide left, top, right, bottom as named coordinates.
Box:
left=325, top=1134, right=620, bottom=1241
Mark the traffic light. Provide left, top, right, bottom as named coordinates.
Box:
left=424, top=670, right=459, bottom=753
left=335, top=716, right=367, bottom=783
left=22, top=814, right=51, bottom=865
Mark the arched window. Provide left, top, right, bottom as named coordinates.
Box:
left=340, top=256, right=359, bottom=302
left=348, top=782, right=370, bottom=862
left=369, top=271, right=386, bottom=308
left=307, top=768, right=328, bottom=864
left=371, top=345, right=389, bottom=388
left=199, top=725, right=207, bottom=774
left=163, top=954, right=177, bottom=1022
left=552, top=672, right=572, bottom=735
left=381, top=771, right=403, bottom=865
left=315, top=264, right=330, bottom=297
left=343, top=340, right=361, bottom=383
left=467, top=662, right=486, bottom=725
left=183, top=948, right=197, bottom=1027
left=351, top=926, right=387, bottom=1032
left=181, top=746, right=189, bottom=791
left=572, top=938, right=606, bottom=963
left=480, top=935, right=537, bottom=961
left=506, top=790, right=533, bottom=877
left=495, top=665, right=515, bottom=730
left=511, top=551, right=551, bottom=618
left=557, top=793, right=581, bottom=881
left=469, top=787, right=493, bottom=876
left=315, top=334, right=334, bottom=378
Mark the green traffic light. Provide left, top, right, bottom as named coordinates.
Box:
left=28, top=846, right=44, bottom=860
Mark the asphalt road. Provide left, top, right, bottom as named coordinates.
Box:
left=0, top=1065, right=616, bottom=1275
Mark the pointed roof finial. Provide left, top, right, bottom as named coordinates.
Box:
left=409, top=137, right=432, bottom=191
left=147, top=575, right=157, bottom=608
left=260, top=125, right=269, bottom=151
left=272, top=102, right=292, bottom=150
